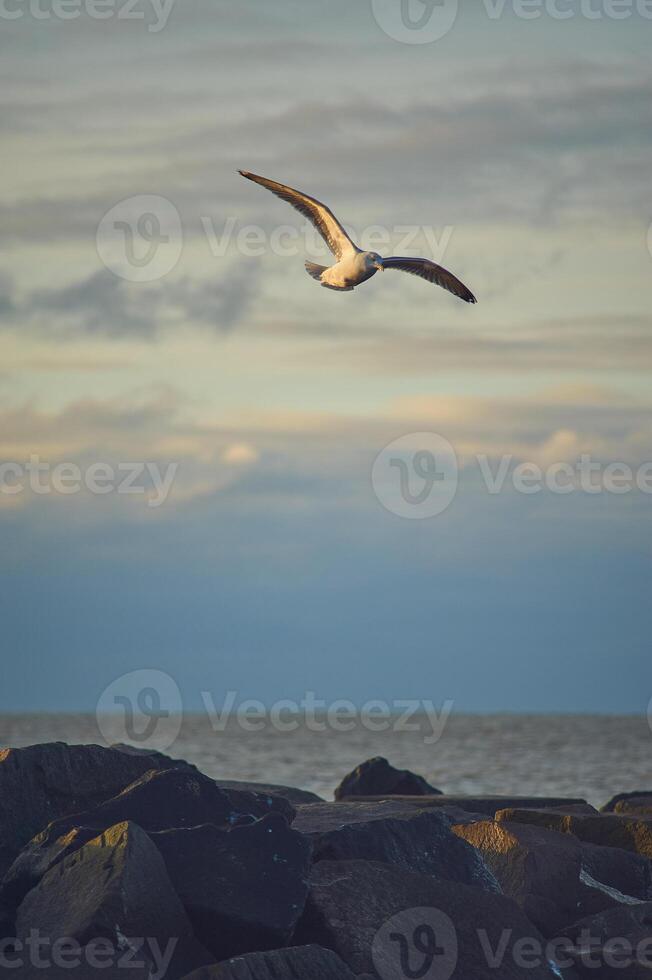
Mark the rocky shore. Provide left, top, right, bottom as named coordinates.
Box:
left=1, top=744, right=651, bottom=978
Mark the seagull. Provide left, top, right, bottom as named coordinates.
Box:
left=239, top=170, right=476, bottom=303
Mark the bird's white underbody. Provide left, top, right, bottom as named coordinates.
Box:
left=307, top=251, right=381, bottom=292
left=239, top=170, right=477, bottom=304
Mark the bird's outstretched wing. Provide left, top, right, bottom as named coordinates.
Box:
left=239, top=170, right=356, bottom=261
left=382, top=256, right=477, bottom=304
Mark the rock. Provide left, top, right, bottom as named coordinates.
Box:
left=334, top=757, right=441, bottom=799
left=495, top=809, right=652, bottom=859
left=559, top=902, right=652, bottom=978
left=152, top=812, right=312, bottom=961
left=180, top=944, right=361, bottom=979
left=539, top=804, right=600, bottom=815
left=1, top=768, right=294, bottom=914
left=1, top=826, right=99, bottom=919
left=295, top=859, right=566, bottom=978
left=0, top=742, right=192, bottom=877
left=453, top=819, right=583, bottom=936
left=456, top=818, right=652, bottom=929
left=346, top=795, right=590, bottom=817
left=215, top=779, right=323, bottom=804
left=602, top=792, right=652, bottom=817
left=294, top=801, right=499, bottom=892
left=0, top=900, right=13, bottom=941
left=14, top=821, right=211, bottom=979
left=578, top=841, right=652, bottom=911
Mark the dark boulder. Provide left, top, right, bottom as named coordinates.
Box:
left=559, top=902, right=652, bottom=979
left=334, top=757, right=441, bottom=799
left=215, top=779, right=323, bottom=804
left=578, top=841, right=652, bottom=911
left=483, top=813, right=652, bottom=915
left=0, top=742, right=192, bottom=877
left=453, top=819, right=584, bottom=936
left=601, top=792, right=652, bottom=817
left=152, top=812, right=312, bottom=961
left=1, top=767, right=294, bottom=914
left=1, top=825, right=99, bottom=918
left=180, top=944, right=362, bottom=979
left=14, top=821, right=211, bottom=979
left=495, top=808, right=652, bottom=858
left=295, top=859, right=566, bottom=978
left=348, top=795, right=591, bottom=816
left=294, top=801, right=499, bottom=892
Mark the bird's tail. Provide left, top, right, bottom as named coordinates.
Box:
left=305, top=261, right=327, bottom=282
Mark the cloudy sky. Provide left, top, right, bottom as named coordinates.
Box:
left=1, top=0, right=651, bottom=712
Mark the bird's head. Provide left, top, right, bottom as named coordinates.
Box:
left=366, top=251, right=384, bottom=272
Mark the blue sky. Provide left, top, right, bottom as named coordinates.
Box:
left=1, top=0, right=651, bottom=711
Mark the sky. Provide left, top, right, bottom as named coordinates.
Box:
left=1, top=0, right=651, bottom=713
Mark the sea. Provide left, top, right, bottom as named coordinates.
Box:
left=1, top=713, right=649, bottom=809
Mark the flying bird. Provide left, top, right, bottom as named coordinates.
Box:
left=239, top=170, right=476, bottom=303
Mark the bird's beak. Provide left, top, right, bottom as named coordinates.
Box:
left=374, top=261, right=384, bottom=272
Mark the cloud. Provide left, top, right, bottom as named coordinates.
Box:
left=287, top=313, right=652, bottom=374
left=221, top=443, right=259, bottom=465
left=1, top=263, right=262, bottom=339
left=2, top=57, right=652, bottom=250
left=389, top=385, right=652, bottom=465
left=165, top=262, right=262, bottom=332
left=29, top=269, right=157, bottom=337
left=0, top=272, right=16, bottom=317
left=1, top=382, right=650, bottom=521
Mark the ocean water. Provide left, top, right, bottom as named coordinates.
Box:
left=0, top=713, right=650, bottom=809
